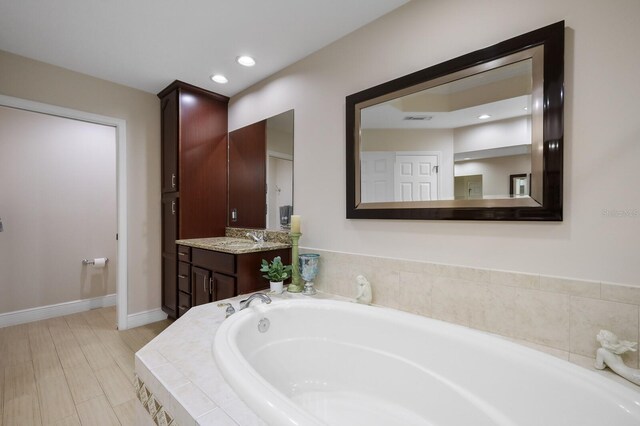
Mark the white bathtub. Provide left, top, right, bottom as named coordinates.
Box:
left=213, top=299, right=640, bottom=426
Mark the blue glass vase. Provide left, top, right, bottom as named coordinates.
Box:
left=299, top=254, right=320, bottom=295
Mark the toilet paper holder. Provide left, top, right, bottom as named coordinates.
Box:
left=82, top=258, right=109, bottom=265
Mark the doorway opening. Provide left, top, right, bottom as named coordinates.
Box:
left=0, top=95, right=128, bottom=330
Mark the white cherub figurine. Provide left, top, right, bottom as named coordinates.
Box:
left=597, top=330, right=637, bottom=354
left=355, top=275, right=372, bottom=305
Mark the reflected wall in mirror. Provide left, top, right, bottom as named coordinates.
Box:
left=346, top=22, right=564, bottom=221
left=228, top=110, right=293, bottom=230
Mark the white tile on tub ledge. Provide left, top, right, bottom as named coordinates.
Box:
left=171, top=382, right=218, bottom=424
left=135, top=349, right=170, bottom=370
left=150, top=363, right=190, bottom=392
left=197, top=407, right=239, bottom=426
left=221, top=398, right=267, bottom=426
left=432, top=263, right=491, bottom=284
left=398, top=270, right=433, bottom=317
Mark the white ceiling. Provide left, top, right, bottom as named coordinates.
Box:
left=0, top=0, right=409, bottom=96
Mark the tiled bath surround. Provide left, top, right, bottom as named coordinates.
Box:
left=303, top=248, right=640, bottom=370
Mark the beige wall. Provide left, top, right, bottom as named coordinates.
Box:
left=0, top=50, right=161, bottom=314
left=229, top=0, right=640, bottom=286
left=455, top=154, right=531, bottom=198
left=454, top=116, right=530, bottom=153
left=0, top=106, right=117, bottom=313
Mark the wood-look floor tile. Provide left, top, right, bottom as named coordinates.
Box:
left=50, top=414, right=81, bottom=426
left=98, top=307, right=116, bottom=328
left=94, top=364, right=135, bottom=407
left=55, top=344, right=89, bottom=371
left=113, top=353, right=135, bottom=384
left=63, top=364, right=103, bottom=405
left=29, top=333, right=57, bottom=358
left=1, top=338, right=31, bottom=368
left=3, top=362, right=41, bottom=426
left=37, top=375, right=76, bottom=424
left=81, top=310, right=112, bottom=332
left=118, top=329, right=147, bottom=353
left=80, top=343, right=114, bottom=371
left=76, top=395, right=119, bottom=426
left=3, top=394, right=42, bottom=426
left=32, top=353, right=65, bottom=382
left=112, top=399, right=153, bottom=426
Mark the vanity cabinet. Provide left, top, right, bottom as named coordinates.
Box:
left=176, top=244, right=291, bottom=317
left=158, top=80, right=229, bottom=318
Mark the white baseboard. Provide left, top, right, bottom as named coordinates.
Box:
left=0, top=294, right=116, bottom=329
left=126, top=308, right=168, bottom=329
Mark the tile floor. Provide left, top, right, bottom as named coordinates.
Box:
left=0, top=306, right=172, bottom=425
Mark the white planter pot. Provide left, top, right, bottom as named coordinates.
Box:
left=269, top=281, right=284, bottom=294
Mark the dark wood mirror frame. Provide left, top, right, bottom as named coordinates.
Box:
left=346, top=21, right=564, bottom=221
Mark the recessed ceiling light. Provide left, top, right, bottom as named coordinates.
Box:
left=524, top=107, right=529, bottom=111
left=236, top=56, right=256, bottom=67
left=210, top=74, right=228, bottom=84
left=478, top=114, right=491, bottom=120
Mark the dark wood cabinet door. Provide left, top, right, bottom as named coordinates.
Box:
left=213, top=273, right=236, bottom=301
left=228, top=120, right=267, bottom=228
left=161, top=91, right=179, bottom=193
left=162, top=253, right=177, bottom=317
left=192, top=266, right=212, bottom=306
left=161, top=194, right=178, bottom=255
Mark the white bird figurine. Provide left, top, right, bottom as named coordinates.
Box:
left=355, top=275, right=372, bottom=305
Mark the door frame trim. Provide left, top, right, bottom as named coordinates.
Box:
left=0, top=94, right=129, bottom=330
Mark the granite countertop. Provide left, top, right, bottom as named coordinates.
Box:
left=176, top=237, right=290, bottom=255
left=135, top=291, right=340, bottom=426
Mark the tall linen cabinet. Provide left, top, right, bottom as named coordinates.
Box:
left=157, top=81, right=229, bottom=319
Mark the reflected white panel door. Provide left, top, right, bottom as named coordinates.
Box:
left=394, top=155, right=439, bottom=201
left=360, top=152, right=395, bottom=202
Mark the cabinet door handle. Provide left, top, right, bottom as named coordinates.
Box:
left=209, top=277, right=214, bottom=295
left=171, top=173, right=176, bottom=188
left=171, top=201, right=176, bottom=215
left=203, top=275, right=207, bottom=293
left=178, top=274, right=187, bottom=279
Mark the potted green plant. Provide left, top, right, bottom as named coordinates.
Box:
left=260, top=256, right=292, bottom=294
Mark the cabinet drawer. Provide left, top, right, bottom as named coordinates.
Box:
left=177, top=245, right=191, bottom=262
left=177, top=291, right=191, bottom=317
left=178, top=261, right=191, bottom=293
left=192, top=249, right=235, bottom=275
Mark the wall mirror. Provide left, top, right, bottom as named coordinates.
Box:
left=228, top=110, right=294, bottom=229
left=346, top=22, right=564, bottom=221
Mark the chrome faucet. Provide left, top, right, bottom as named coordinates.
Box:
left=239, top=293, right=272, bottom=310
left=246, top=230, right=266, bottom=243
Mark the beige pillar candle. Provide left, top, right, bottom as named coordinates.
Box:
left=291, top=215, right=301, bottom=233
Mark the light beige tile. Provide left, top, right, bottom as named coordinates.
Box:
left=98, top=307, right=117, bottom=329
left=369, top=270, right=400, bottom=309
left=470, top=284, right=517, bottom=338
left=29, top=331, right=57, bottom=358
left=513, top=288, right=571, bottom=351
left=1, top=337, right=31, bottom=367
left=48, top=324, right=78, bottom=349
left=4, top=361, right=38, bottom=402
left=433, top=263, right=491, bottom=284
left=431, top=277, right=486, bottom=327
left=112, top=399, right=150, bottom=426
left=118, top=329, right=148, bottom=353
left=601, top=282, right=640, bottom=305
left=63, top=363, right=103, bottom=405
left=50, top=414, right=81, bottom=426
left=94, top=364, right=136, bottom=407
left=37, top=374, right=76, bottom=425
left=569, top=297, right=639, bottom=367
left=32, top=352, right=65, bottom=382
left=397, top=271, right=432, bottom=316
left=539, top=275, right=601, bottom=298
left=76, top=395, right=119, bottom=426
left=490, top=270, right=539, bottom=289
left=80, top=343, right=115, bottom=371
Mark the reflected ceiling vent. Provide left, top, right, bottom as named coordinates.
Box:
left=403, top=115, right=433, bottom=121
